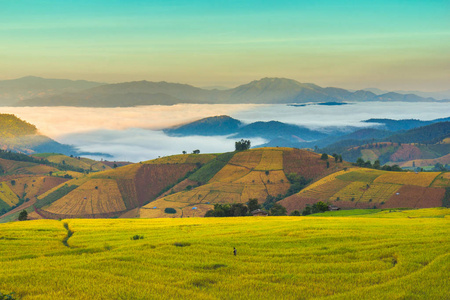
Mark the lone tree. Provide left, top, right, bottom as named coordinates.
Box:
left=320, top=153, right=329, bottom=160
left=235, top=139, right=251, bottom=151
left=18, top=210, right=28, bottom=221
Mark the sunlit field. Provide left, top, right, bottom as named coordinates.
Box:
left=0, top=208, right=449, bottom=299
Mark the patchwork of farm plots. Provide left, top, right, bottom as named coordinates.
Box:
left=289, top=169, right=446, bottom=210
left=0, top=208, right=449, bottom=299
left=142, top=149, right=291, bottom=217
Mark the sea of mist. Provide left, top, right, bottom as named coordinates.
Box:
left=1, top=102, right=449, bottom=162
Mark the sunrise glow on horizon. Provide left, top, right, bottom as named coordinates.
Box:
left=1, top=0, right=449, bottom=91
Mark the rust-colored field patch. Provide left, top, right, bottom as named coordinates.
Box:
left=283, top=148, right=349, bottom=180
left=383, top=185, right=445, bottom=208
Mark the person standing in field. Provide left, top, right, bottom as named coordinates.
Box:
left=233, top=247, right=237, bottom=256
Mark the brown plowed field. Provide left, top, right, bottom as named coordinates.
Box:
left=383, top=185, right=445, bottom=208
left=134, top=163, right=197, bottom=206
left=283, top=148, right=350, bottom=180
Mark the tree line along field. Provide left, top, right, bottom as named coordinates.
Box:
left=0, top=208, right=449, bottom=299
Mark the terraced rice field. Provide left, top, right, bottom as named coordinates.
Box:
left=431, top=172, right=450, bottom=187
left=44, top=179, right=126, bottom=216
left=0, top=208, right=448, bottom=299
left=374, top=171, right=440, bottom=187
left=146, top=149, right=292, bottom=217
left=0, top=182, right=19, bottom=206
left=40, top=154, right=111, bottom=172
left=282, top=168, right=449, bottom=212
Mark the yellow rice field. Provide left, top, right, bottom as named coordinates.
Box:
left=0, top=208, right=448, bottom=299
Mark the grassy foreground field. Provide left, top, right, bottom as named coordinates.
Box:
left=0, top=208, right=449, bottom=299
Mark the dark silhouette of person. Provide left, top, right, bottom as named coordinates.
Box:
left=233, top=247, right=237, bottom=256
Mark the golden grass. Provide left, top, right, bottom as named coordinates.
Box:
left=374, top=171, right=440, bottom=187
left=0, top=209, right=448, bottom=299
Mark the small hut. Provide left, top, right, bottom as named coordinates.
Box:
left=328, top=205, right=341, bottom=211
left=251, top=209, right=269, bottom=216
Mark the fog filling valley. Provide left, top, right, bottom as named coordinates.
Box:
left=1, top=102, right=449, bottom=162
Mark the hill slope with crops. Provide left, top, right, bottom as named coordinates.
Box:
left=1, top=147, right=449, bottom=222
left=139, top=148, right=352, bottom=218
left=280, top=167, right=448, bottom=213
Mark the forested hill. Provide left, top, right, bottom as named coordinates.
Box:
left=0, top=114, right=37, bottom=137
left=0, top=113, right=78, bottom=156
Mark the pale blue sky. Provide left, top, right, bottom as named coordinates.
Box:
left=1, top=0, right=449, bottom=90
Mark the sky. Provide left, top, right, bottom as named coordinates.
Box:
left=1, top=0, right=449, bottom=91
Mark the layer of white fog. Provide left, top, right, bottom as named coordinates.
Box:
left=1, top=102, right=448, bottom=162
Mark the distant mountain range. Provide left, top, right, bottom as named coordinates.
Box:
left=164, top=115, right=329, bottom=143
left=164, top=115, right=450, bottom=168
left=0, top=76, right=104, bottom=106
left=2, top=76, right=447, bottom=107
left=363, top=87, right=450, bottom=101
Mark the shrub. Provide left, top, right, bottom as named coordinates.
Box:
left=164, top=208, right=176, bottom=214
left=131, top=235, right=144, bottom=240
left=174, top=242, right=191, bottom=247
left=18, top=210, right=27, bottom=221
left=290, top=210, right=301, bottom=216
left=0, top=291, right=18, bottom=300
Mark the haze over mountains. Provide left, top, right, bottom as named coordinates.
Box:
left=363, top=87, right=450, bottom=101
left=1, top=77, right=448, bottom=107
left=0, top=76, right=104, bottom=106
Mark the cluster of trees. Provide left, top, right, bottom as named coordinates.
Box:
left=320, top=153, right=343, bottom=168
left=320, top=153, right=343, bottom=163
left=355, top=158, right=402, bottom=171
left=432, top=163, right=449, bottom=172
left=205, top=199, right=287, bottom=217
left=235, top=139, right=251, bottom=151
left=290, top=201, right=329, bottom=216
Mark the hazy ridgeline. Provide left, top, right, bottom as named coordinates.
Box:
left=0, top=208, right=449, bottom=299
